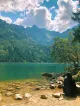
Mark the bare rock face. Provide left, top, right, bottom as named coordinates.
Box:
left=24, top=93, right=31, bottom=98
left=14, top=94, right=23, bottom=100
left=52, top=93, right=61, bottom=98
left=40, top=95, right=47, bottom=99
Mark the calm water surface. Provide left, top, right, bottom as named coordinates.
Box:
left=0, top=63, right=67, bottom=81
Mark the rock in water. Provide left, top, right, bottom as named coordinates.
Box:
left=40, top=95, right=47, bottom=99
left=52, top=93, right=61, bottom=98
left=42, top=73, right=53, bottom=78
left=25, top=93, right=31, bottom=98
left=14, top=94, right=23, bottom=100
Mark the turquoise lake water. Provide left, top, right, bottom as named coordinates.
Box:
left=0, top=63, right=67, bottom=81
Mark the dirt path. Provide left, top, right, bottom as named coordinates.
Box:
left=1, top=90, right=80, bottom=106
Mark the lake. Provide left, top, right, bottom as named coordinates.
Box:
left=0, top=63, right=67, bottom=81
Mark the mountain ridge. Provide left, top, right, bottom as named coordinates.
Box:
left=0, top=19, right=73, bottom=46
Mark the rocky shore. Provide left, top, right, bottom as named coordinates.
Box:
left=0, top=78, right=80, bottom=106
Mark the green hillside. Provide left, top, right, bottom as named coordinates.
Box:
left=0, top=20, right=52, bottom=62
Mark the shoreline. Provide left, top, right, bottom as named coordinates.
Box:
left=0, top=78, right=80, bottom=106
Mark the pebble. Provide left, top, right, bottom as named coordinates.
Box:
left=50, top=84, right=56, bottom=89
left=14, top=94, right=23, bottom=100
left=24, top=93, right=31, bottom=98
left=40, top=95, right=47, bottom=99
left=52, top=93, right=61, bottom=98
left=5, top=92, right=13, bottom=96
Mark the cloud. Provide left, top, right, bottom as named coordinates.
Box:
left=49, top=0, right=78, bottom=32
left=14, top=6, right=52, bottom=28
left=0, top=0, right=78, bottom=32
left=0, top=15, right=12, bottom=23
left=0, top=0, right=45, bottom=12
left=14, top=0, right=78, bottom=32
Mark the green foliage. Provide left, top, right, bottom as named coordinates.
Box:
left=0, top=39, right=52, bottom=62
left=73, top=26, right=80, bottom=42
left=72, top=9, right=80, bottom=42
left=73, top=71, right=80, bottom=81
left=0, top=20, right=52, bottom=62
left=51, top=37, right=80, bottom=64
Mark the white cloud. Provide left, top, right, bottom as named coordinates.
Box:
left=14, top=0, right=78, bottom=32
left=0, top=0, right=44, bottom=12
left=49, top=0, right=78, bottom=32
left=0, top=0, right=78, bottom=32
left=0, top=15, right=12, bottom=23
left=14, top=6, right=52, bottom=28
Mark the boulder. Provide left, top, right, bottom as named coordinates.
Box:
left=50, top=81, right=54, bottom=84
left=76, top=84, right=80, bottom=94
left=52, top=93, right=61, bottom=98
left=24, top=93, right=31, bottom=98
left=50, top=84, right=56, bottom=89
left=57, top=81, right=63, bottom=84
left=57, top=76, right=64, bottom=82
left=40, top=95, right=47, bottom=99
left=42, top=73, right=53, bottom=78
left=57, top=80, right=64, bottom=88
left=14, top=94, right=23, bottom=100
left=58, top=84, right=64, bottom=88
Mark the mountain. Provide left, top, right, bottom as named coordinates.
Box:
left=0, top=19, right=73, bottom=62
left=0, top=19, right=72, bottom=46
left=0, top=19, right=52, bottom=62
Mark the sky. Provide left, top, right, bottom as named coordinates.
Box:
left=0, top=0, right=79, bottom=33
